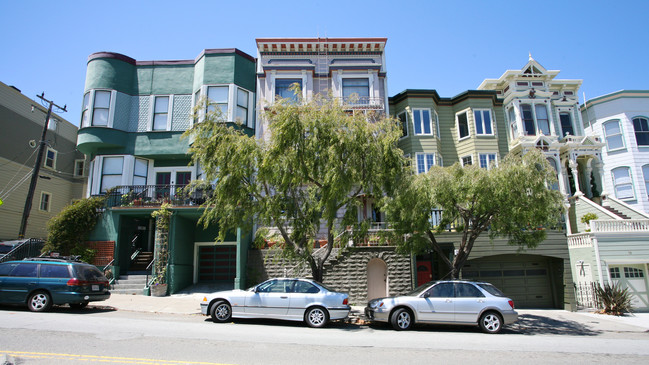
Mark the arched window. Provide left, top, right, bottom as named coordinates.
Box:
left=632, top=117, right=649, bottom=146
left=603, top=119, right=625, bottom=151
left=611, top=167, right=634, bottom=200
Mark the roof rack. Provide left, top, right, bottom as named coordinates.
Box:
left=22, top=255, right=84, bottom=263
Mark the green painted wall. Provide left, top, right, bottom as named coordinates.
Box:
left=169, top=215, right=196, bottom=293
left=77, top=129, right=190, bottom=159
left=135, top=65, right=194, bottom=95
left=85, top=58, right=137, bottom=95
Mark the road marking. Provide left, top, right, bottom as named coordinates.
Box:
left=0, top=351, right=235, bottom=365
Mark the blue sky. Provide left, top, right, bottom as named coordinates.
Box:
left=1, top=0, right=648, bottom=126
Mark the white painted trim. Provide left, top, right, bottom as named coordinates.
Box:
left=38, top=191, right=52, bottom=212
left=473, top=108, right=495, bottom=136
left=412, top=108, right=434, bottom=136
left=193, top=241, right=237, bottom=284
left=456, top=109, right=471, bottom=141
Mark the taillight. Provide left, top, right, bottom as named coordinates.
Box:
left=343, top=298, right=348, bottom=305
left=67, top=278, right=83, bottom=286
left=508, top=300, right=515, bottom=309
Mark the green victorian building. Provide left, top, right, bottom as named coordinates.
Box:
left=76, top=49, right=256, bottom=294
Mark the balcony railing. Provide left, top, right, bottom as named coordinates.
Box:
left=590, top=219, right=649, bottom=233
left=339, top=96, right=385, bottom=110
left=105, top=184, right=213, bottom=208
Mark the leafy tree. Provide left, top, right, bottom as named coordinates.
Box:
left=184, top=93, right=407, bottom=281
left=386, top=149, right=564, bottom=279
left=44, top=196, right=106, bottom=262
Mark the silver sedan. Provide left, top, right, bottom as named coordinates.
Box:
left=200, top=278, right=351, bottom=328
left=365, top=280, right=518, bottom=333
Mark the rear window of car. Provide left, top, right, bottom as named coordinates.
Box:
left=293, top=280, right=320, bottom=294
left=73, top=265, right=106, bottom=281
left=477, top=283, right=506, bottom=297
left=0, top=245, right=15, bottom=254
left=40, top=264, right=71, bottom=278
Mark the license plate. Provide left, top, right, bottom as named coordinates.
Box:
left=92, top=285, right=99, bottom=291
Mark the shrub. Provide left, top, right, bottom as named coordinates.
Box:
left=595, top=282, right=633, bottom=315
left=43, top=196, right=106, bottom=262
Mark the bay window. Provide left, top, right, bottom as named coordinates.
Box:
left=473, top=109, right=493, bottom=135
left=612, top=167, right=634, bottom=200
left=457, top=112, right=469, bottom=139
left=633, top=117, right=649, bottom=146
left=416, top=153, right=435, bottom=174
left=342, top=78, right=370, bottom=105
left=413, top=109, right=432, bottom=135
left=479, top=154, right=497, bottom=169
left=100, top=156, right=124, bottom=193
left=152, top=96, right=170, bottom=131
left=603, top=120, right=625, bottom=151
left=207, top=86, right=229, bottom=116
left=92, top=90, right=111, bottom=126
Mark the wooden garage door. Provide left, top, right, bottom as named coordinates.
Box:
left=198, top=245, right=236, bottom=283
left=462, top=257, right=553, bottom=308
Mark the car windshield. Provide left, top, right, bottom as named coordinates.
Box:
left=477, top=283, right=505, bottom=297
left=407, top=283, right=434, bottom=296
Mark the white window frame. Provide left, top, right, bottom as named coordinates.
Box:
left=603, top=119, right=626, bottom=152
left=274, top=77, right=304, bottom=102
left=415, top=153, right=435, bottom=174
left=456, top=110, right=470, bottom=140
left=434, top=110, right=441, bottom=139
left=74, top=159, right=85, bottom=177
left=557, top=110, right=576, bottom=137
left=611, top=166, right=635, bottom=200
left=412, top=108, right=433, bottom=136
left=337, top=73, right=374, bottom=105
left=642, top=164, right=649, bottom=200
left=192, top=84, right=253, bottom=128
left=236, top=87, right=252, bottom=127
left=632, top=116, right=649, bottom=147
left=271, top=71, right=308, bottom=104
left=81, top=89, right=116, bottom=128
left=461, top=155, right=473, bottom=166
left=44, top=147, right=57, bottom=170
left=39, top=191, right=52, bottom=212
left=397, top=111, right=409, bottom=139
left=90, top=155, right=147, bottom=195
left=473, top=109, right=494, bottom=136
left=149, top=95, right=172, bottom=131
left=479, top=153, right=497, bottom=169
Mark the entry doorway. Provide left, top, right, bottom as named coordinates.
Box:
left=367, top=258, right=387, bottom=301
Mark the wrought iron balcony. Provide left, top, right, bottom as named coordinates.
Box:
left=339, top=96, right=385, bottom=110
left=104, top=184, right=213, bottom=208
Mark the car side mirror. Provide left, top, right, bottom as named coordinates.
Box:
left=423, top=292, right=430, bottom=298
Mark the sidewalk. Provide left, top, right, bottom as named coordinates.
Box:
left=99, top=292, right=649, bottom=332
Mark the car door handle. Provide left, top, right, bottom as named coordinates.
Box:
left=280, top=296, right=288, bottom=299
left=445, top=299, right=452, bottom=303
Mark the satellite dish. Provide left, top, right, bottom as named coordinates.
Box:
left=29, top=140, right=37, bottom=148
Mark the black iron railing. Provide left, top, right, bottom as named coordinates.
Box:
left=104, top=184, right=214, bottom=208
left=0, top=238, right=45, bottom=263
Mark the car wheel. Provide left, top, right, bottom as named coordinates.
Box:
left=70, top=302, right=88, bottom=310
left=210, top=301, right=232, bottom=323
left=27, top=291, right=52, bottom=312
left=479, top=311, right=503, bottom=334
left=305, top=307, right=329, bottom=328
left=391, top=308, right=413, bottom=330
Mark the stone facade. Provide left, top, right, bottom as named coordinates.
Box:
left=247, top=246, right=413, bottom=305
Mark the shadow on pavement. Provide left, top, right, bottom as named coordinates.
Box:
left=0, top=303, right=116, bottom=314
left=507, top=314, right=600, bottom=336
left=202, top=316, right=365, bottom=331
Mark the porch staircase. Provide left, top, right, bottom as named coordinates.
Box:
left=130, top=251, right=154, bottom=271
left=111, top=274, right=147, bottom=295
left=601, top=206, right=631, bottom=220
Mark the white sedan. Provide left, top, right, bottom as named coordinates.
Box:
left=200, top=278, right=351, bottom=328
left=365, top=280, right=518, bottom=333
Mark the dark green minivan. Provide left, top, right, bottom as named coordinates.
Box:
left=0, top=258, right=110, bottom=312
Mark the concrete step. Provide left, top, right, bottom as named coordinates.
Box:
left=113, top=283, right=146, bottom=290
left=110, top=288, right=143, bottom=295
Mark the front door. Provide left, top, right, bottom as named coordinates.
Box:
left=417, top=282, right=455, bottom=322
left=367, top=258, right=387, bottom=301
left=245, top=279, right=290, bottom=316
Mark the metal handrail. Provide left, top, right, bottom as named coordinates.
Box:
left=130, top=248, right=141, bottom=261
left=145, top=259, right=156, bottom=287
left=102, top=258, right=115, bottom=285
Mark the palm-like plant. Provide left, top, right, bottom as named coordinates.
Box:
left=595, top=282, right=633, bottom=315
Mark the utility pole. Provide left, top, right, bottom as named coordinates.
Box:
left=18, top=93, right=66, bottom=239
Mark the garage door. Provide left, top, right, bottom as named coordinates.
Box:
left=461, top=256, right=554, bottom=308
left=198, top=245, right=237, bottom=283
